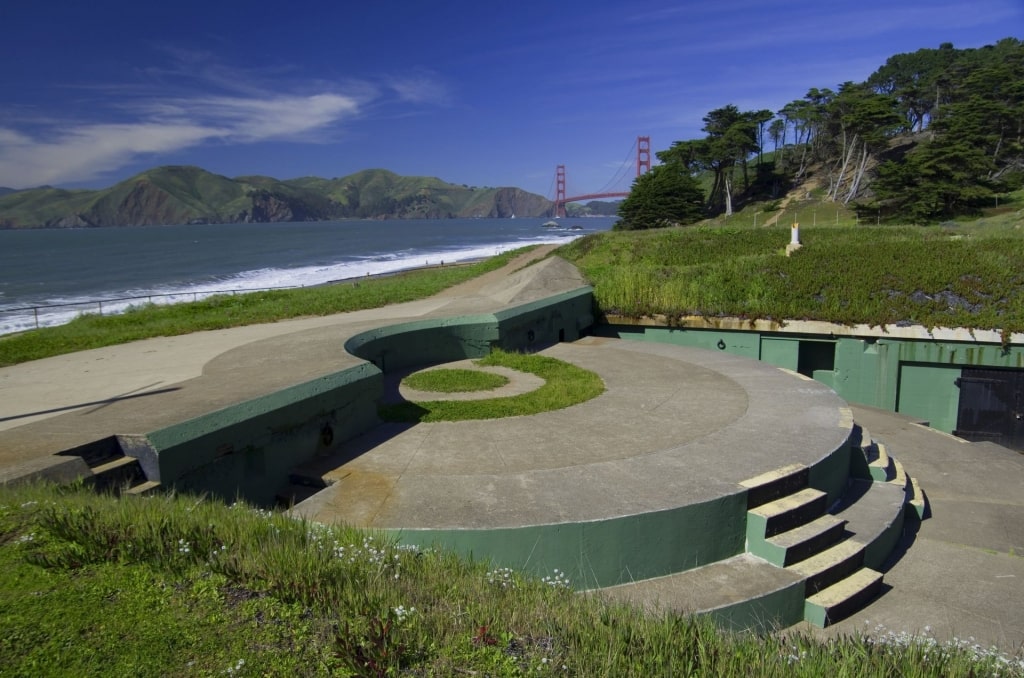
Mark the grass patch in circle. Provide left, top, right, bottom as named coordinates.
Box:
left=380, top=348, right=604, bottom=422
left=402, top=368, right=510, bottom=393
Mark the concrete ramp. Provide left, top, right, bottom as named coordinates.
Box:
left=476, top=256, right=589, bottom=306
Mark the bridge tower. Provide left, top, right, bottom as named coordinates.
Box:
left=637, top=135, right=651, bottom=176
left=554, top=135, right=650, bottom=218
left=555, top=164, right=567, bottom=218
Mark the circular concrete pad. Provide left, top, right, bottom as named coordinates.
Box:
left=292, top=337, right=851, bottom=530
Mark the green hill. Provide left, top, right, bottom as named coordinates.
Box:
left=0, top=166, right=555, bottom=228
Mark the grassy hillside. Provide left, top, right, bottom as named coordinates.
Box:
left=0, top=186, right=96, bottom=227
left=557, top=190, right=1024, bottom=337
left=0, top=166, right=554, bottom=227
left=85, top=167, right=252, bottom=225
left=2, top=482, right=1019, bottom=676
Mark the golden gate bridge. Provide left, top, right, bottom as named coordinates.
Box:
left=552, top=136, right=650, bottom=218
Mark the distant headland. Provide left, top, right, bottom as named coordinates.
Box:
left=0, top=166, right=619, bottom=229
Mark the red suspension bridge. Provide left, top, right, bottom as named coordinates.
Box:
left=553, top=135, right=650, bottom=218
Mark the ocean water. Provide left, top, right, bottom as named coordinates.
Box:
left=0, top=217, right=615, bottom=335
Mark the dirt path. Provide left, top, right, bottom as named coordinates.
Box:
left=761, top=178, right=820, bottom=227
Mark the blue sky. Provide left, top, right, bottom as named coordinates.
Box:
left=1, top=0, right=1020, bottom=198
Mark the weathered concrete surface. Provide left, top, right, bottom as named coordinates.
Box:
left=0, top=248, right=563, bottom=463
left=291, top=338, right=849, bottom=529
left=795, top=405, right=1024, bottom=654
left=1, top=245, right=1022, bottom=654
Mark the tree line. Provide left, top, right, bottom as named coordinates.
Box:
left=617, top=37, right=1024, bottom=229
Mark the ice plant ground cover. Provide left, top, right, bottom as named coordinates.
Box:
left=1, top=483, right=1021, bottom=677
left=558, top=192, right=1024, bottom=337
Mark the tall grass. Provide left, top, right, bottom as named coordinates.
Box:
left=2, top=483, right=1020, bottom=676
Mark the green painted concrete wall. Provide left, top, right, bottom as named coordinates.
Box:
left=808, top=442, right=852, bottom=506
left=600, top=324, right=1024, bottom=435
left=142, top=289, right=596, bottom=505
left=149, top=362, right=383, bottom=505
left=897, top=364, right=963, bottom=432
left=345, top=314, right=497, bottom=373
left=760, top=337, right=801, bottom=370
left=704, top=580, right=807, bottom=634
left=390, top=492, right=749, bottom=590
left=344, top=288, right=594, bottom=373
left=603, top=325, right=761, bottom=359
left=493, top=289, right=594, bottom=351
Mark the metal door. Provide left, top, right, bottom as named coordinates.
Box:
left=954, top=368, right=1024, bottom=451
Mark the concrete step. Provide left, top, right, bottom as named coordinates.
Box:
left=276, top=483, right=324, bottom=507
left=595, top=554, right=806, bottom=633
left=287, top=467, right=332, bottom=489
left=907, top=474, right=929, bottom=520
left=739, top=463, right=809, bottom=510
left=868, top=442, right=893, bottom=481
left=753, top=514, right=847, bottom=567
left=87, top=455, right=146, bottom=492
left=747, top=487, right=827, bottom=540
left=804, top=567, right=883, bottom=628
left=57, top=436, right=125, bottom=469
left=890, top=456, right=910, bottom=493
left=787, top=538, right=866, bottom=595
left=90, top=455, right=138, bottom=475
left=848, top=423, right=870, bottom=450
left=848, top=425, right=893, bottom=482
left=829, top=478, right=906, bottom=570
left=125, top=480, right=161, bottom=495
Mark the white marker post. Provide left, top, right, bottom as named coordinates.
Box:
left=786, top=222, right=802, bottom=256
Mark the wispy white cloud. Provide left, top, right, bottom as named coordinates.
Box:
left=0, top=45, right=446, bottom=188
left=0, top=90, right=361, bottom=188
left=386, top=70, right=453, bottom=106
left=0, top=122, right=222, bottom=187
left=171, top=93, right=361, bottom=141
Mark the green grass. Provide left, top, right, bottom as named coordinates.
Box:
left=5, top=217, right=1024, bottom=674
left=0, top=249, right=530, bottom=368
left=381, top=349, right=604, bottom=422
left=2, top=483, right=1020, bottom=677
left=556, top=222, right=1024, bottom=336
left=402, top=368, right=510, bottom=393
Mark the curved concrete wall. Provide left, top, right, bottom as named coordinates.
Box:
left=344, top=288, right=595, bottom=374
left=150, top=287, right=595, bottom=506
left=392, top=492, right=749, bottom=590
left=599, top=323, right=1024, bottom=437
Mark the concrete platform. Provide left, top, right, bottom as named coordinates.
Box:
left=290, top=338, right=849, bottom=530
left=1, top=248, right=1022, bottom=654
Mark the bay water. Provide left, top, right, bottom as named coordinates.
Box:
left=0, top=217, right=615, bottom=335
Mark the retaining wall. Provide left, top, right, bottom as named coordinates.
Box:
left=137, top=287, right=594, bottom=505
left=599, top=322, right=1024, bottom=437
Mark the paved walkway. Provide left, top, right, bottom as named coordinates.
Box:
left=805, top=404, right=1024, bottom=655
left=0, top=250, right=1022, bottom=656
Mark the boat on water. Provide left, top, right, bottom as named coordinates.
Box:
left=542, top=220, right=559, bottom=228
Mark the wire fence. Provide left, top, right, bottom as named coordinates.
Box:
left=3, top=286, right=298, bottom=331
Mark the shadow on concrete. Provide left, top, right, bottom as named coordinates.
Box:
left=0, top=385, right=181, bottom=423
left=880, top=514, right=923, bottom=572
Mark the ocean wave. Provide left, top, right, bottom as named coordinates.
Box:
left=0, top=233, right=583, bottom=336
